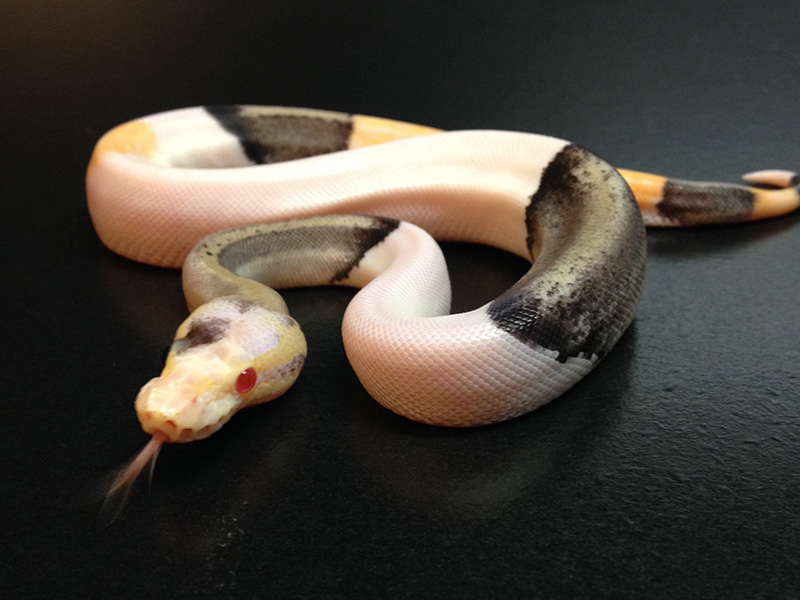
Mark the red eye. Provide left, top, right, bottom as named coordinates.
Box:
left=236, top=367, right=257, bottom=394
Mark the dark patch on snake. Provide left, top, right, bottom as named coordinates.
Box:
left=230, top=298, right=257, bottom=313
left=217, top=216, right=400, bottom=288
left=657, top=180, right=755, bottom=225
left=277, top=315, right=297, bottom=328
left=205, top=105, right=353, bottom=164
left=488, top=145, right=646, bottom=362
left=265, top=354, right=306, bottom=380
left=180, top=316, right=230, bottom=352
left=329, top=218, right=401, bottom=283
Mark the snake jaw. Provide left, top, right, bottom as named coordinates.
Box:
left=133, top=299, right=308, bottom=442
left=134, top=366, right=243, bottom=443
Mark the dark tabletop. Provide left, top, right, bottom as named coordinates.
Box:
left=3, top=1, right=799, bottom=598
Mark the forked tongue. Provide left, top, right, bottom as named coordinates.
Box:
left=100, top=434, right=165, bottom=523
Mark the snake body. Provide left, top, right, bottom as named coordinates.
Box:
left=86, top=106, right=799, bottom=489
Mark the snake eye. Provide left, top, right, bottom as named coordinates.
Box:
left=235, top=367, right=257, bottom=395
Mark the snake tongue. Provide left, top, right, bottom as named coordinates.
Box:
left=100, top=434, right=165, bottom=522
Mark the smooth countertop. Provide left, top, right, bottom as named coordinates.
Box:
left=4, top=2, right=799, bottom=598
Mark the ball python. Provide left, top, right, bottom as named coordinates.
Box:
left=86, top=105, right=799, bottom=495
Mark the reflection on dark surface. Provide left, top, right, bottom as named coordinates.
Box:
left=117, top=304, right=637, bottom=561
left=347, top=323, right=636, bottom=520
left=96, top=232, right=640, bottom=533
left=646, top=210, right=800, bottom=258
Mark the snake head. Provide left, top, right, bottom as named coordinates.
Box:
left=135, top=297, right=307, bottom=442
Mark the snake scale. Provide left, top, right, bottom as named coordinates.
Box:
left=86, top=105, right=799, bottom=495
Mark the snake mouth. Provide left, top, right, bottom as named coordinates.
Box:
left=134, top=372, right=241, bottom=442
left=138, top=410, right=228, bottom=443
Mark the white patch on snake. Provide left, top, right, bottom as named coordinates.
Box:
left=230, top=321, right=281, bottom=360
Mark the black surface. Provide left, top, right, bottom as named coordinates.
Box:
left=3, top=2, right=799, bottom=598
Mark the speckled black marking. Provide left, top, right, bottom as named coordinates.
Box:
left=179, top=316, right=230, bottom=352
left=205, top=105, right=353, bottom=164
left=658, top=180, right=755, bottom=225
left=488, top=145, right=646, bottom=362
left=329, top=219, right=401, bottom=283
left=267, top=354, right=306, bottom=380
left=524, top=145, right=617, bottom=254
left=217, top=216, right=400, bottom=287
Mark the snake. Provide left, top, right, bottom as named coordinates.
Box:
left=86, top=105, right=799, bottom=495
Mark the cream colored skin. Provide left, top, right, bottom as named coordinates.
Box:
left=136, top=297, right=306, bottom=443
left=87, top=107, right=799, bottom=269
left=106, top=293, right=306, bottom=503
left=90, top=106, right=798, bottom=502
